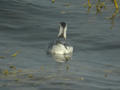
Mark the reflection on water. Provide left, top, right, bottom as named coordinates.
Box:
left=49, top=53, right=72, bottom=63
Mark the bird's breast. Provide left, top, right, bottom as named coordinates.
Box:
left=50, top=43, right=73, bottom=54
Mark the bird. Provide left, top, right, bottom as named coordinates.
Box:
left=47, top=22, right=73, bottom=55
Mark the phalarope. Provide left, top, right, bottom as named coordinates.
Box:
left=48, top=22, right=73, bottom=55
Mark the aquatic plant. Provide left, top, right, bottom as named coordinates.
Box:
left=11, top=50, right=20, bottom=57
left=88, top=0, right=119, bottom=10
left=113, top=0, right=119, bottom=9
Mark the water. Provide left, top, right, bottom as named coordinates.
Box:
left=0, top=0, right=120, bottom=90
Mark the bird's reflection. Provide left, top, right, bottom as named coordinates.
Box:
left=51, top=53, right=72, bottom=63
left=51, top=54, right=72, bottom=74
left=47, top=53, right=72, bottom=73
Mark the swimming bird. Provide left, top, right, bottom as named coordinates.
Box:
left=47, top=22, right=73, bottom=55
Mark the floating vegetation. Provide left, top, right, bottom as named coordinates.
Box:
left=51, top=0, right=55, bottom=3
left=85, top=0, right=119, bottom=14
left=60, top=11, right=66, bottom=14
left=64, top=3, right=71, bottom=7
left=88, top=0, right=92, bottom=8
left=83, top=3, right=92, bottom=8
left=87, top=0, right=119, bottom=10
left=104, top=73, right=108, bottom=78
left=0, top=49, right=21, bottom=59
left=105, top=9, right=119, bottom=20
left=28, top=74, right=33, bottom=78
left=9, top=65, right=16, bottom=70
left=0, top=56, right=5, bottom=59
left=83, top=0, right=92, bottom=8
left=14, top=78, right=19, bottom=82
left=63, top=78, right=71, bottom=81
left=1, top=65, right=21, bottom=77
left=11, top=50, right=20, bottom=57
left=79, top=77, right=84, bottom=80
left=104, top=69, right=113, bottom=78
left=96, top=1, right=105, bottom=13
left=17, top=69, right=22, bottom=73
left=2, top=70, right=9, bottom=76
left=114, top=0, right=119, bottom=9
left=104, top=70, right=112, bottom=73
left=83, top=0, right=119, bottom=29
left=40, top=66, right=44, bottom=71
left=0, top=62, right=86, bottom=87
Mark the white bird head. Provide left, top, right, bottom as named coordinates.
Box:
left=58, top=22, right=67, bottom=40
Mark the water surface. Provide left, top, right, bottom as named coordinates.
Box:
left=0, top=0, right=120, bottom=90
